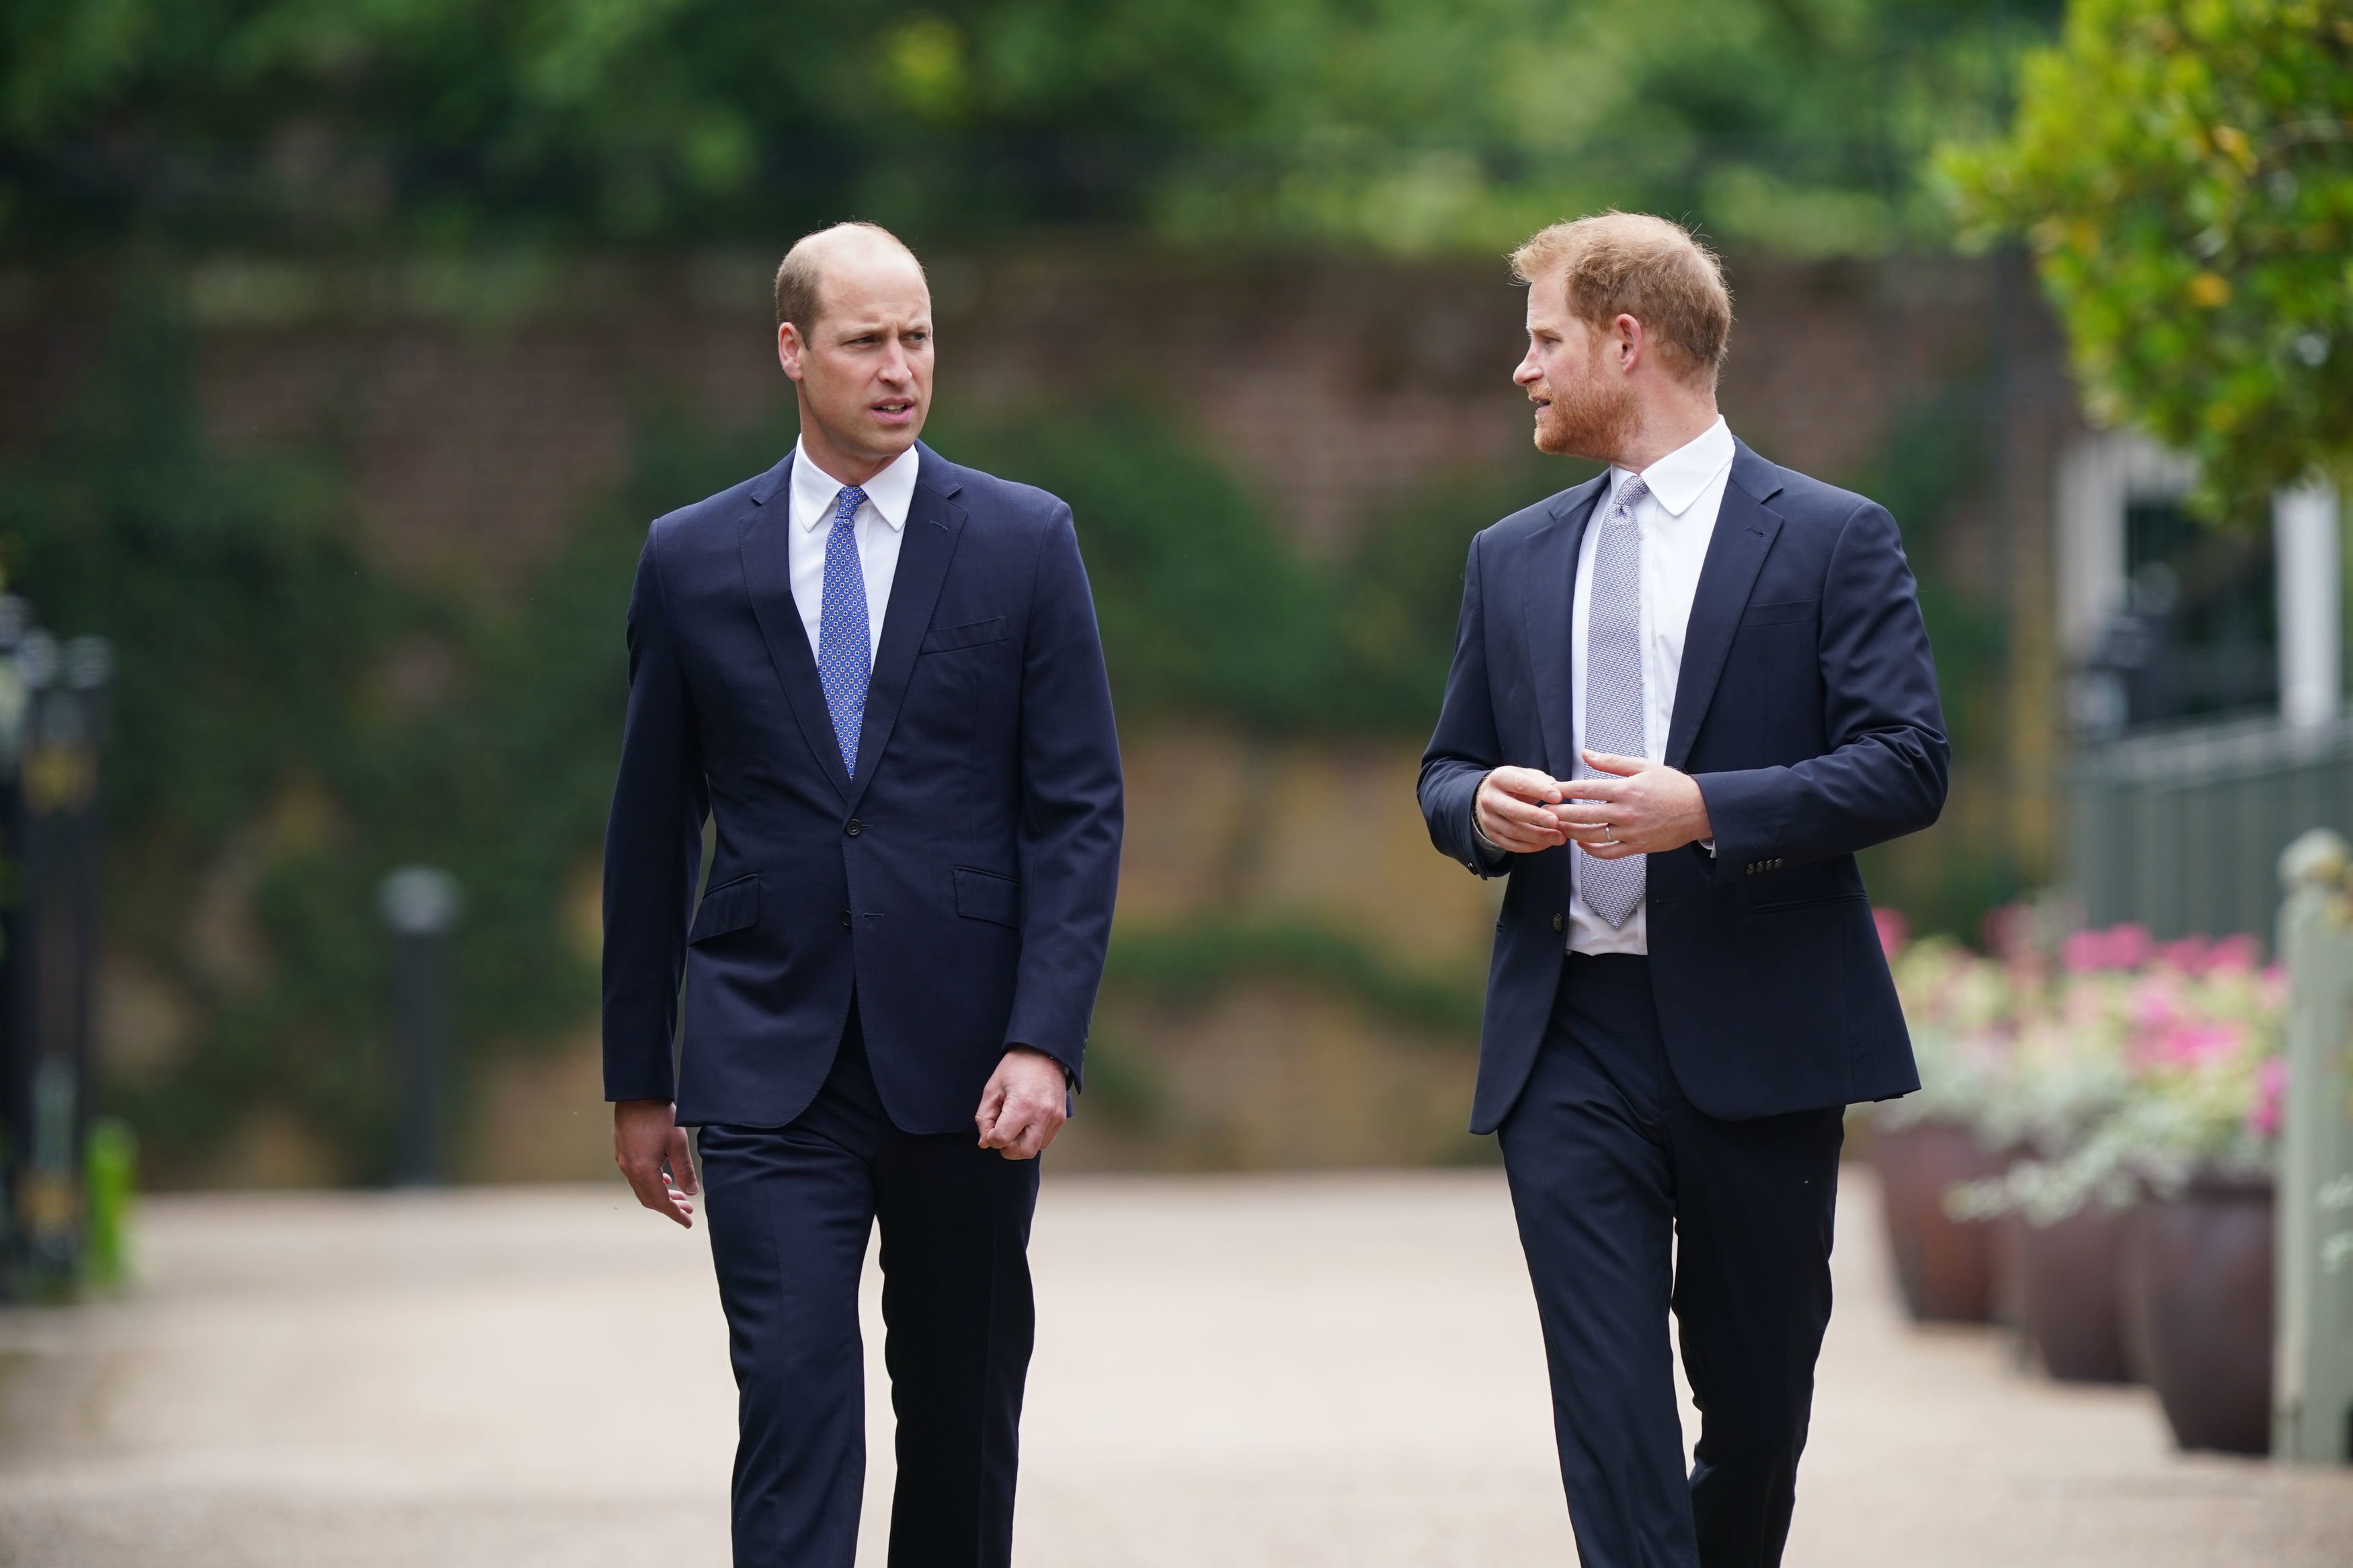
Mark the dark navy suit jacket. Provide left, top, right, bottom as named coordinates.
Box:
left=602, top=442, right=1123, bottom=1134
left=1419, top=441, right=1948, bottom=1132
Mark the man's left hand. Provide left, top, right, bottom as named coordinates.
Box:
left=1550, top=750, right=1713, bottom=858
left=975, top=1046, right=1069, bottom=1160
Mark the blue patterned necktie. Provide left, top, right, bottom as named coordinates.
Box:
left=1577, top=474, right=1649, bottom=928
left=817, top=485, right=871, bottom=776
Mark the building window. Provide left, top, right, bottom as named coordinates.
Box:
left=2115, top=495, right=2278, bottom=726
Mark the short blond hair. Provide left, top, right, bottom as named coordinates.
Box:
left=1510, top=212, right=1732, bottom=385
left=774, top=221, right=924, bottom=333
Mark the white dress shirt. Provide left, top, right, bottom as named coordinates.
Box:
left=785, top=438, right=921, bottom=663
left=1566, top=415, right=1737, bottom=956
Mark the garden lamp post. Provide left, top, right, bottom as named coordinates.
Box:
left=378, top=866, right=461, bottom=1188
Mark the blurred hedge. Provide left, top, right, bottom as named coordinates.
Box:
left=4, top=0, right=2057, bottom=255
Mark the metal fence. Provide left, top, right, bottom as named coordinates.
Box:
left=2069, top=711, right=2353, bottom=942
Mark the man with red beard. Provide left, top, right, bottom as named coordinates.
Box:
left=1417, top=212, right=1947, bottom=1568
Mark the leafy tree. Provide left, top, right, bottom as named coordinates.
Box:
left=3, top=0, right=2055, bottom=254
left=1941, top=0, right=2353, bottom=512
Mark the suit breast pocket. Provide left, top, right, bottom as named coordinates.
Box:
left=920, top=616, right=1009, bottom=655
left=1737, top=598, right=1819, bottom=630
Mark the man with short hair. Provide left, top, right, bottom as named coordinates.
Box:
left=1419, top=212, right=1948, bottom=1567
left=602, top=221, right=1122, bottom=1568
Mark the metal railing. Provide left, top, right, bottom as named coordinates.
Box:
left=2069, top=711, right=2353, bottom=942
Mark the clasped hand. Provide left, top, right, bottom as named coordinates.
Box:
left=1474, top=751, right=1713, bottom=859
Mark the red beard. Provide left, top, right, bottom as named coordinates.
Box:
left=1532, top=347, right=1637, bottom=464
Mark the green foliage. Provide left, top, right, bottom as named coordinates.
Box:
left=3, top=0, right=2056, bottom=255
left=951, top=411, right=1352, bottom=726
left=0, top=301, right=404, bottom=1169
left=949, top=409, right=1579, bottom=729
left=1105, top=918, right=1484, bottom=1032
left=1847, top=380, right=2022, bottom=940
left=80, top=1117, right=134, bottom=1291
left=0, top=301, right=648, bottom=1175
left=1941, top=0, right=2353, bottom=513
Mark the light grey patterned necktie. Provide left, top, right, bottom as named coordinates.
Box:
left=1577, top=474, right=1649, bottom=928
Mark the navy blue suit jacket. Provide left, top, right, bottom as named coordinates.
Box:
left=1419, top=441, right=1947, bottom=1132
left=602, top=442, right=1123, bottom=1134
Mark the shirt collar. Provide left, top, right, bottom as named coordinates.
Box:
left=1611, top=415, right=1734, bottom=519
left=791, top=438, right=920, bottom=533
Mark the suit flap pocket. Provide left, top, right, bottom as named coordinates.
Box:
left=921, top=616, right=1008, bottom=655
left=688, top=875, right=761, bottom=944
left=953, top=866, right=1021, bottom=928
left=1739, top=598, right=1819, bottom=628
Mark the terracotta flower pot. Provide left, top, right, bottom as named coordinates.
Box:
left=2123, top=1171, right=2274, bottom=1454
left=2018, top=1202, right=2135, bottom=1383
left=1872, top=1118, right=2001, bottom=1322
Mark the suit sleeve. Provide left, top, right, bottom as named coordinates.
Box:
left=600, top=530, right=709, bottom=1102
left=1695, top=500, right=1950, bottom=882
left=1004, top=504, right=1125, bottom=1085
left=1418, top=530, right=1512, bottom=878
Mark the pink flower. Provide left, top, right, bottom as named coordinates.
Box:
left=2132, top=974, right=2185, bottom=1032
left=2062, top=923, right=2153, bottom=974
left=2155, top=1022, right=2242, bottom=1067
left=2208, top=934, right=2262, bottom=975
left=2153, top=936, right=2210, bottom=975
left=2249, top=1057, right=2288, bottom=1139
left=1873, top=907, right=1909, bottom=959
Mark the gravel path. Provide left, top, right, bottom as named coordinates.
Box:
left=1, top=1167, right=2346, bottom=1566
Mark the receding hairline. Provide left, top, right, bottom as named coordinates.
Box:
left=774, top=221, right=928, bottom=333
left=1508, top=210, right=1732, bottom=383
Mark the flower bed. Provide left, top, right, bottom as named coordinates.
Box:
left=1876, top=913, right=2282, bottom=1446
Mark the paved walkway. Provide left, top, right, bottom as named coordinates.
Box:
left=1, top=1168, right=2348, bottom=1566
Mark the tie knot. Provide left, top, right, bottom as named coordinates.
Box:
left=834, top=486, right=868, bottom=524
left=1611, top=474, right=1649, bottom=515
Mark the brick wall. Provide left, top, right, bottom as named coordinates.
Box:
left=1, top=245, right=2065, bottom=586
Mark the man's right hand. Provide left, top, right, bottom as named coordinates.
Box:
left=1475, top=766, right=1570, bottom=854
left=614, top=1099, right=697, bottom=1228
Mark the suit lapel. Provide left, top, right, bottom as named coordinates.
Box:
left=739, top=450, right=855, bottom=803
left=1664, top=444, right=1786, bottom=769
left=846, top=446, right=965, bottom=813
left=1523, top=475, right=1607, bottom=777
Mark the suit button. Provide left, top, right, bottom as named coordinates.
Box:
left=840, top=910, right=852, bottom=928
left=1551, top=913, right=1564, bottom=932
left=845, top=819, right=863, bottom=837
